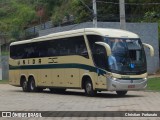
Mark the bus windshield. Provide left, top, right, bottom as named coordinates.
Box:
left=105, top=38, right=147, bottom=75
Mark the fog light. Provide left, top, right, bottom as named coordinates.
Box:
left=143, top=78, right=147, bottom=80
left=112, top=84, right=116, bottom=88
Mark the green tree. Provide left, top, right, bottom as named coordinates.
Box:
left=51, top=0, right=74, bottom=26
left=0, top=0, right=37, bottom=40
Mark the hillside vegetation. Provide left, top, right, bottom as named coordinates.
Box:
left=0, top=0, right=160, bottom=41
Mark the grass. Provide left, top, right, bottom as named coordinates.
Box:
left=0, top=80, right=9, bottom=84
left=147, top=77, right=160, bottom=91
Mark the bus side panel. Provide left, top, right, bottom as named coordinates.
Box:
left=37, top=68, right=66, bottom=88
left=37, top=69, right=52, bottom=87
left=9, top=70, right=18, bottom=86
left=52, top=69, right=65, bottom=87
left=9, top=58, right=21, bottom=86
left=65, top=68, right=80, bottom=88
left=50, top=69, right=61, bottom=87
left=56, top=56, right=92, bottom=89
left=96, top=74, right=107, bottom=90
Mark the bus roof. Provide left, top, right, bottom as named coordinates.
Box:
left=10, top=28, right=139, bottom=46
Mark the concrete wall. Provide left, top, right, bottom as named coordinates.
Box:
left=39, top=22, right=159, bottom=74
left=1, top=56, right=9, bottom=80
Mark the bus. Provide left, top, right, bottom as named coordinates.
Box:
left=9, top=28, right=154, bottom=96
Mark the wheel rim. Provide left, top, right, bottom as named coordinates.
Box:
left=86, top=83, right=92, bottom=94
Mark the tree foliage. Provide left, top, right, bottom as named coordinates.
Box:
left=0, top=0, right=160, bottom=41
left=0, top=0, right=37, bottom=40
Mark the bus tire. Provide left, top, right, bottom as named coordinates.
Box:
left=84, top=80, right=96, bottom=97
left=22, top=80, right=28, bottom=92
left=116, top=91, right=127, bottom=96
left=28, top=77, right=37, bottom=92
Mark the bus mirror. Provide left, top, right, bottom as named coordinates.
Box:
left=142, top=43, right=154, bottom=56
left=95, top=42, right=112, bottom=56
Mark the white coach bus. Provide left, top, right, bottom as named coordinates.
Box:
left=9, top=28, right=154, bottom=96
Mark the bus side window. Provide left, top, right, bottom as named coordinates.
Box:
left=26, top=47, right=34, bottom=58
left=48, top=48, right=56, bottom=56
left=17, top=44, right=25, bottom=59
left=87, top=35, right=108, bottom=70
left=71, top=36, right=88, bottom=58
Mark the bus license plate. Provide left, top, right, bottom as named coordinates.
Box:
left=128, top=85, right=135, bottom=88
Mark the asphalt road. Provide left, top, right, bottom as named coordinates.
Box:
left=0, top=84, right=160, bottom=120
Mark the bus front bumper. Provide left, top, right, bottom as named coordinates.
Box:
left=107, top=77, right=147, bottom=91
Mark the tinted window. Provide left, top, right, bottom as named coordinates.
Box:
left=10, top=36, right=89, bottom=59
left=87, top=35, right=108, bottom=70
left=10, top=43, right=36, bottom=59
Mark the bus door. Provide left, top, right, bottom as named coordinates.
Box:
left=87, top=43, right=108, bottom=89
left=87, top=35, right=108, bottom=89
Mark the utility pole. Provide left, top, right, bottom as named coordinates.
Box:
left=93, top=0, right=97, bottom=28
left=119, top=0, right=126, bottom=30
left=0, top=38, right=2, bottom=80
left=79, top=0, right=97, bottom=28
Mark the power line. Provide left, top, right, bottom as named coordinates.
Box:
left=97, top=1, right=160, bottom=5
left=79, top=0, right=93, bottom=13
left=78, top=0, right=97, bottom=28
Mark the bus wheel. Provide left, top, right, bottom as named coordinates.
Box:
left=116, top=91, right=127, bottom=96
left=28, top=77, right=37, bottom=92
left=22, top=80, right=28, bottom=92
left=84, top=80, right=96, bottom=97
